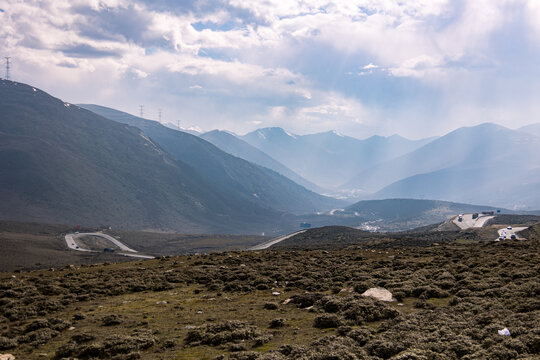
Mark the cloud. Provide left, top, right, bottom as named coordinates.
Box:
left=57, top=43, right=123, bottom=58
left=1, top=0, right=539, bottom=138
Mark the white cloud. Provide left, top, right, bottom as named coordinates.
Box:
left=1, top=0, right=540, bottom=138
left=363, top=63, right=378, bottom=70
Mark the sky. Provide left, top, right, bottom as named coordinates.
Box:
left=1, top=0, right=540, bottom=139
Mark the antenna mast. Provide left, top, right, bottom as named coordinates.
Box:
left=5, top=57, right=11, bottom=80
left=139, top=105, right=144, bottom=118
left=158, top=108, right=162, bottom=123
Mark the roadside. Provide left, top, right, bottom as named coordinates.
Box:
left=65, top=232, right=154, bottom=259
left=248, top=230, right=307, bottom=250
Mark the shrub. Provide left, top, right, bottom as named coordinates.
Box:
left=314, top=314, right=343, bottom=329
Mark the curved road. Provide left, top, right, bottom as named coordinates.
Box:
left=248, top=230, right=306, bottom=251
left=65, top=232, right=154, bottom=259
left=496, top=226, right=527, bottom=241
left=452, top=214, right=495, bottom=229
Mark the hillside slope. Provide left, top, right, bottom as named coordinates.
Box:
left=200, top=130, right=324, bottom=193
left=344, top=123, right=540, bottom=208
left=79, top=104, right=344, bottom=215
left=0, top=80, right=289, bottom=233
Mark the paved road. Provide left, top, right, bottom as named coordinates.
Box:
left=64, top=232, right=154, bottom=259
left=248, top=230, right=307, bottom=250
left=496, top=226, right=527, bottom=241
left=452, top=214, right=495, bottom=229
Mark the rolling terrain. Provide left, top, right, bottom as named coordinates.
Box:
left=1, top=222, right=538, bottom=359
left=0, top=80, right=336, bottom=234
left=293, top=198, right=510, bottom=232
left=79, top=104, right=344, bottom=215
left=200, top=130, right=323, bottom=193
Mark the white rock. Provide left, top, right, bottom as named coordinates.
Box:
left=361, top=287, right=395, bottom=302
left=272, top=291, right=281, bottom=296
left=0, top=354, right=15, bottom=360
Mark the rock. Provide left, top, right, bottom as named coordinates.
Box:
left=272, top=291, right=281, bottom=296
left=361, top=287, right=395, bottom=302
left=0, top=354, right=15, bottom=360
left=156, top=301, right=167, bottom=305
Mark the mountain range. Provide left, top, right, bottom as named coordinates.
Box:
left=77, top=104, right=343, bottom=216
left=199, top=130, right=323, bottom=193
left=239, top=127, right=434, bottom=189
left=345, top=123, right=540, bottom=209
left=200, top=123, right=538, bottom=210
left=0, top=80, right=342, bottom=234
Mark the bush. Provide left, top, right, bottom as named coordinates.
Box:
left=0, top=336, right=17, bottom=350
left=264, top=302, right=278, bottom=310
left=185, top=320, right=261, bottom=346
left=314, top=314, right=343, bottom=329
left=269, top=318, right=285, bottom=328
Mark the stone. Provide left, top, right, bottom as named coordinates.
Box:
left=361, top=287, right=395, bottom=302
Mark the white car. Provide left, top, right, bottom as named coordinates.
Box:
left=507, top=226, right=512, bottom=230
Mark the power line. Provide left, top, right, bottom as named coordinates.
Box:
left=5, top=57, right=11, bottom=80
left=139, top=105, right=144, bottom=118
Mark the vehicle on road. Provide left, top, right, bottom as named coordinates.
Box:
left=507, top=226, right=512, bottom=230
left=472, top=213, right=479, bottom=219
left=499, top=236, right=505, bottom=240
left=511, top=234, right=516, bottom=239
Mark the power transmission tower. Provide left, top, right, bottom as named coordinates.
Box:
left=5, top=57, right=11, bottom=80
left=158, top=108, right=162, bottom=123
left=177, top=119, right=180, bottom=130
left=139, top=105, right=144, bottom=118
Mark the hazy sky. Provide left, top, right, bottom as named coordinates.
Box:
left=2, top=0, right=540, bottom=138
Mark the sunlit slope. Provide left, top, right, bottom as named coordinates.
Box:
left=242, top=127, right=432, bottom=188
left=344, top=123, right=540, bottom=208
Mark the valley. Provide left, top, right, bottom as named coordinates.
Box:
left=2, top=3, right=540, bottom=360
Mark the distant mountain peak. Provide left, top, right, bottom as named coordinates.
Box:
left=251, top=127, right=297, bottom=139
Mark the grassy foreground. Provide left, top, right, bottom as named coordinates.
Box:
left=1, top=227, right=539, bottom=359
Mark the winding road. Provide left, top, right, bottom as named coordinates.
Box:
left=452, top=214, right=495, bottom=229
left=64, top=232, right=154, bottom=259
left=496, top=227, right=527, bottom=241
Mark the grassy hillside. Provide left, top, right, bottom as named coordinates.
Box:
left=200, top=130, right=324, bottom=193
left=1, top=233, right=538, bottom=359
left=0, top=80, right=289, bottom=233
left=79, top=104, right=344, bottom=215
left=273, top=225, right=482, bottom=250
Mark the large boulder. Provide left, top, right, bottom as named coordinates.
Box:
left=361, top=288, right=395, bottom=302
